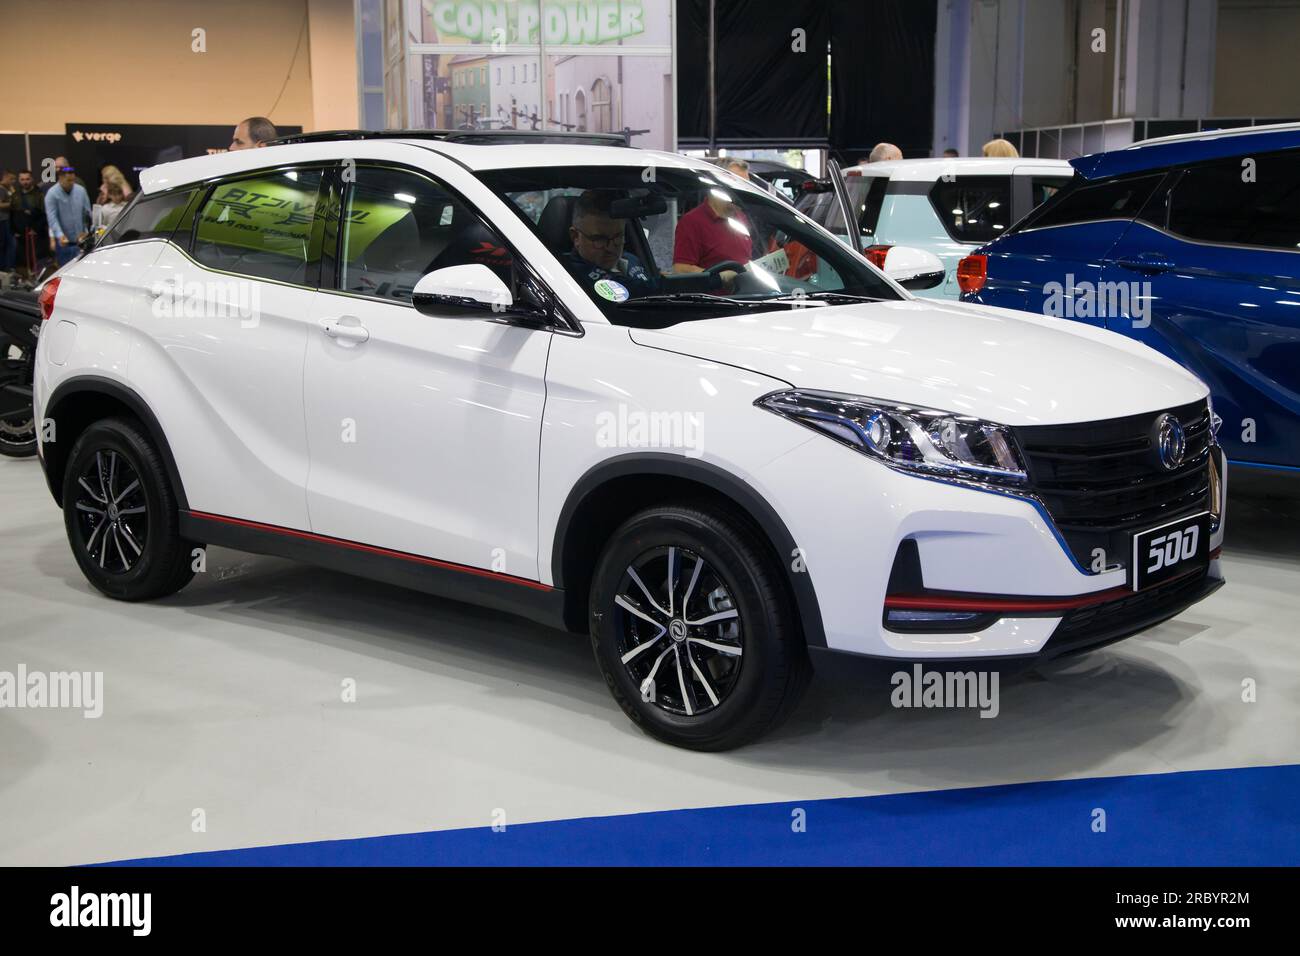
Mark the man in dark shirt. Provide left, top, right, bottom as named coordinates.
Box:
left=9, top=171, right=48, bottom=277
left=562, top=189, right=658, bottom=301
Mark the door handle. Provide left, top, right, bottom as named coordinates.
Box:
left=1117, top=254, right=1175, bottom=274
left=320, top=317, right=369, bottom=344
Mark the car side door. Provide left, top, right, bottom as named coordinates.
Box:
left=302, top=161, right=554, bottom=581
left=130, top=166, right=327, bottom=529
left=1098, top=151, right=1300, bottom=468
left=977, top=172, right=1167, bottom=322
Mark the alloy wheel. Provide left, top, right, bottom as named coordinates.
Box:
left=72, top=449, right=149, bottom=574
left=612, top=545, right=744, bottom=716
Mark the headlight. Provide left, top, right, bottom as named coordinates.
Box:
left=756, top=389, right=1027, bottom=483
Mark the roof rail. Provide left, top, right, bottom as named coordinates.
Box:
left=1129, top=120, right=1300, bottom=148
left=269, top=128, right=631, bottom=148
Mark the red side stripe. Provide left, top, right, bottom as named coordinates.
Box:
left=185, top=511, right=553, bottom=592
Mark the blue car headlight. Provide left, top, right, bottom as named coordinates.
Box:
left=757, top=389, right=1027, bottom=484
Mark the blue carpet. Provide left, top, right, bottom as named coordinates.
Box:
left=102, top=763, right=1300, bottom=866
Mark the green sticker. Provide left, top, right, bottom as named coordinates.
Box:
left=594, top=278, right=630, bottom=302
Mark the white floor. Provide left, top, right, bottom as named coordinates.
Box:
left=1, top=455, right=1297, bottom=865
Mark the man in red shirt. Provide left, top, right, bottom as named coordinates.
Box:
left=672, top=188, right=754, bottom=275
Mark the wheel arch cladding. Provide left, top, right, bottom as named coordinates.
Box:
left=551, top=454, right=826, bottom=647
left=42, top=376, right=189, bottom=511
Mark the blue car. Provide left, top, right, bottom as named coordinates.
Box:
left=960, top=123, right=1300, bottom=474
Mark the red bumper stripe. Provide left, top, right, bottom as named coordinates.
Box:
left=886, top=549, right=1223, bottom=615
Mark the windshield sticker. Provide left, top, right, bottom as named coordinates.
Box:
left=594, top=279, right=630, bottom=302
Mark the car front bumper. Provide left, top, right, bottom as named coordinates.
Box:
left=751, top=432, right=1227, bottom=660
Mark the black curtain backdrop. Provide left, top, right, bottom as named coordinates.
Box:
left=676, top=0, right=711, bottom=143
left=677, top=0, right=831, bottom=148
left=676, top=0, right=937, bottom=156
left=829, top=0, right=937, bottom=161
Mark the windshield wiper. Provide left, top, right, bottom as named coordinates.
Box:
left=622, top=293, right=782, bottom=308
left=784, top=291, right=892, bottom=304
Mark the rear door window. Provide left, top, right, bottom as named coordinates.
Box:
left=929, top=176, right=1014, bottom=243
left=1168, top=151, right=1300, bottom=249
left=191, top=168, right=325, bottom=285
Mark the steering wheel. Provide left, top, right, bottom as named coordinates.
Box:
left=705, top=260, right=747, bottom=278
left=700, top=259, right=747, bottom=292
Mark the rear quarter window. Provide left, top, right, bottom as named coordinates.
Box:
left=96, top=189, right=196, bottom=248
left=1020, top=174, right=1164, bottom=232
left=929, top=176, right=1013, bottom=243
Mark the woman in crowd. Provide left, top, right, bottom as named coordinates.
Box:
left=96, top=165, right=134, bottom=205
left=92, top=181, right=128, bottom=234
left=981, top=138, right=1019, bottom=158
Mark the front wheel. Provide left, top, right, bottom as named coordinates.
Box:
left=589, top=503, right=810, bottom=750
left=62, top=417, right=196, bottom=601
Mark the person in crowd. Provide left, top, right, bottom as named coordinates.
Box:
left=722, top=158, right=750, bottom=180
left=982, top=138, right=1019, bottom=158
left=672, top=181, right=752, bottom=275
left=46, top=156, right=87, bottom=192
left=562, top=189, right=659, bottom=300
left=868, top=142, right=903, bottom=163
left=943, top=147, right=960, bottom=158
left=230, top=116, right=278, bottom=150
left=0, top=170, right=15, bottom=271
left=10, top=170, right=48, bottom=277
left=96, top=165, right=134, bottom=205
left=45, top=164, right=91, bottom=266
left=93, top=181, right=128, bottom=234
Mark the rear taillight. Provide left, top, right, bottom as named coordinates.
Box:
left=956, top=254, right=987, bottom=294
left=37, top=277, right=61, bottom=322
left=862, top=244, right=892, bottom=269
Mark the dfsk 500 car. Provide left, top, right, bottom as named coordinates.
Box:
left=34, top=134, right=1226, bottom=749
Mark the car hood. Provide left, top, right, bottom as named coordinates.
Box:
left=628, top=298, right=1207, bottom=426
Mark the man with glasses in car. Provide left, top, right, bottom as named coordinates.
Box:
left=562, top=189, right=659, bottom=301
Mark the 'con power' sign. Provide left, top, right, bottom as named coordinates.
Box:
left=428, top=0, right=648, bottom=45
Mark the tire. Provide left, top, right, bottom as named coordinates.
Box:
left=61, top=417, right=196, bottom=601
left=589, top=502, right=811, bottom=751
left=0, top=336, right=36, bottom=458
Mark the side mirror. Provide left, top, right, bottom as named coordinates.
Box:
left=412, top=264, right=515, bottom=317
left=883, top=246, right=945, bottom=291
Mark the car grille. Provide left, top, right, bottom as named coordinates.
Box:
left=1012, top=399, right=1213, bottom=572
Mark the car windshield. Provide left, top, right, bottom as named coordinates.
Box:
left=476, top=165, right=902, bottom=327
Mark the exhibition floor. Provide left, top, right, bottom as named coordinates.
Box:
left=1, top=456, right=1297, bottom=866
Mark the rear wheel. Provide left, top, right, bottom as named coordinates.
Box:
left=0, top=336, right=36, bottom=458
left=589, top=503, right=810, bottom=750
left=62, top=418, right=196, bottom=601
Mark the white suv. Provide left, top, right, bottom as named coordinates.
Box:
left=33, top=133, right=1226, bottom=749
left=798, top=157, right=1074, bottom=298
